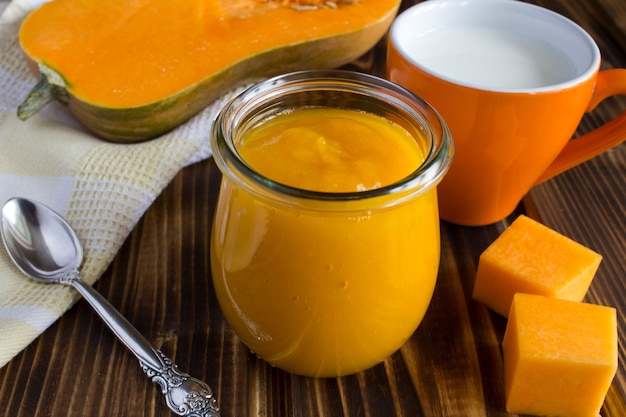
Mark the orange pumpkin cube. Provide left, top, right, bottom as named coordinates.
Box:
left=472, top=215, right=602, bottom=316
left=503, top=293, right=617, bottom=417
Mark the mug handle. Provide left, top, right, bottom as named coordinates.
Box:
left=535, top=68, right=626, bottom=185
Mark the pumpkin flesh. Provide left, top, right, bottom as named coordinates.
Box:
left=18, top=0, right=400, bottom=141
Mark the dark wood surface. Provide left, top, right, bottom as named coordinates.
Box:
left=1, top=0, right=624, bottom=416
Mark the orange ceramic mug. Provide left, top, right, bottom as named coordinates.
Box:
left=387, top=0, right=626, bottom=226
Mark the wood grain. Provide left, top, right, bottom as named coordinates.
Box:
left=1, top=1, right=625, bottom=416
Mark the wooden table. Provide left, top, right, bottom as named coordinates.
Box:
left=1, top=0, right=624, bottom=416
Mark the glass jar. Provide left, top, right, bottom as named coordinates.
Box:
left=210, top=70, right=453, bottom=377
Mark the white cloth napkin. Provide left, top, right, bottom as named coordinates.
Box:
left=0, top=0, right=250, bottom=367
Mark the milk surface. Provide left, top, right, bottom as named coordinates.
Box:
left=405, top=26, right=577, bottom=89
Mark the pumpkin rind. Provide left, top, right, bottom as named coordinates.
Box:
left=18, top=0, right=400, bottom=142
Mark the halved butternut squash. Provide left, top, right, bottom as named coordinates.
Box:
left=18, top=0, right=400, bottom=142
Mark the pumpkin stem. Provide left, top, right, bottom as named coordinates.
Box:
left=17, top=73, right=69, bottom=121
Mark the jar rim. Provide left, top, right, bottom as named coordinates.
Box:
left=211, top=70, right=454, bottom=205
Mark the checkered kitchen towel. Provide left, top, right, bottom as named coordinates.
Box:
left=0, top=0, right=249, bottom=367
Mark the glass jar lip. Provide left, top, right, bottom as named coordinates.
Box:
left=212, top=69, right=454, bottom=203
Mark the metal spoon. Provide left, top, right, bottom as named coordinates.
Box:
left=1, top=197, right=220, bottom=417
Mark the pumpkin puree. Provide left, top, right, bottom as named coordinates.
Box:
left=19, top=0, right=399, bottom=107
left=211, top=107, right=441, bottom=377
left=237, top=107, right=422, bottom=192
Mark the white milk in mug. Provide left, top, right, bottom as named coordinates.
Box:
left=404, top=26, right=578, bottom=90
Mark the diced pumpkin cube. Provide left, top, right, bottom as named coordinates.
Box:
left=503, top=293, right=617, bottom=417
left=472, top=215, right=602, bottom=316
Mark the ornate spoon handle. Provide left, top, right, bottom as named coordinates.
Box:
left=65, top=271, right=220, bottom=416
left=141, top=350, right=220, bottom=417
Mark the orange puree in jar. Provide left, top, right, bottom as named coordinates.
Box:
left=211, top=107, right=441, bottom=377
left=238, top=108, right=423, bottom=192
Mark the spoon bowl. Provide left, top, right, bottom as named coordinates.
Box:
left=1, top=197, right=82, bottom=281
left=1, top=197, right=220, bottom=417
